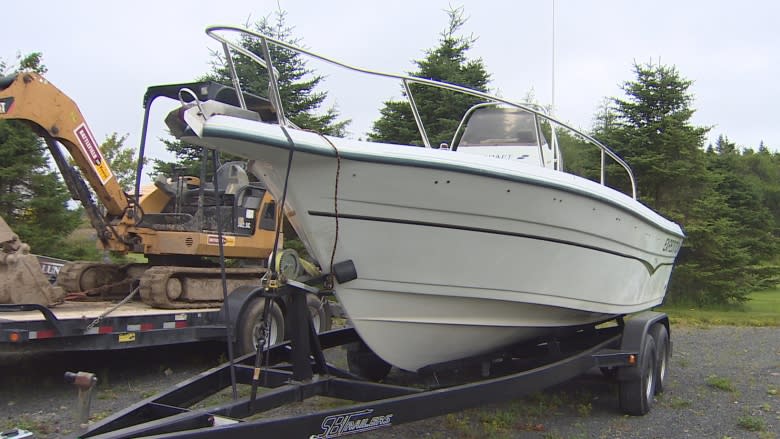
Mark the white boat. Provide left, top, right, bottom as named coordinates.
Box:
left=167, top=26, right=684, bottom=372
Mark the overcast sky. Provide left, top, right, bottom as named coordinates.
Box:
left=4, top=0, right=779, bottom=172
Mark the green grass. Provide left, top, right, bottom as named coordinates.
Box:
left=737, top=415, right=766, bottom=432
left=657, top=289, right=780, bottom=326
left=660, top=395, right=692, bottom=408
left=705, top=375, right=736, bottom=392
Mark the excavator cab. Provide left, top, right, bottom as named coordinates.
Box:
left=139, top=161, right=272, bottom=239
left=127, top=81, right=285, bottom=262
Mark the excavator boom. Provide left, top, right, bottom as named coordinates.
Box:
left=0, top=72, right=128, bottom=217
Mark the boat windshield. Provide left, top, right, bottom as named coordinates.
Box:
left=458, top=107, right=540, bottom=147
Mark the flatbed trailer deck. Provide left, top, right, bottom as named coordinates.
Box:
left=0, top=301, right=225, bottom=352
left=0, top=282, right=333, bottom=354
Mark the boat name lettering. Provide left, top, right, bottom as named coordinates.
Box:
left=662, top=238, right=681, bottom=253
left=310, top=409, right=393, bottom=439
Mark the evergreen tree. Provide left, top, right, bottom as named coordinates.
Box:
left=68, top=132, right=142, bottom=192
left=682, top=136, right=780, bottom=302
left=369, top=6, right=490, bottom=146
left=739, top=142, right=780, bottom=241
left=593, top=62, right=710, bottom=215
left=210, top=11, right=349, bottom=135
left=594, top=62, right=776, bottom=304
left=154, top=10, right=349, bottom=177
left=152, top=138, right=207, bottom=180
left=0, top=53, right=81, bottom=258
left=99, top=133, right=142, bottom=191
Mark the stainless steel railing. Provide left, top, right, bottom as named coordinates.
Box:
left=204, top=25, right=637, bottom=199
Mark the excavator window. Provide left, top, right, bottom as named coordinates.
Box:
left=260, top=201, right=276, bottom=231
left=216, top=162, right=249, bottom=196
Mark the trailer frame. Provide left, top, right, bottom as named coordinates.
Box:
left=80, top=281, right=670, bottom=439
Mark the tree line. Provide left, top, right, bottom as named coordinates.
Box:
left=1, top=8, right=777, bottom=305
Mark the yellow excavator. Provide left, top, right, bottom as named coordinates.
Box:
left=0, top=72, right=307, bottom=309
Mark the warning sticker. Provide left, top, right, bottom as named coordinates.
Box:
left=118, top=333, right=136, bottom=343
left=207, top=235, right=236, bottom=246
left=74, top=123, right=113, bottom=184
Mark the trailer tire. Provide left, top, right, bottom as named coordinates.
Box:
left=619, top=334, right=657, bottom=416
left=650, top=323, right=670, bottom=394
left=307, top=293, right=332, bottom=334
left=346, top=341, right=392, bottom=381
left=237, top=298, right=285, bottom=356
left=283, top=294, right=332, bottom=340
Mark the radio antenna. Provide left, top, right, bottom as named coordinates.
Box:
left=551, top=0, right=556, bottom=114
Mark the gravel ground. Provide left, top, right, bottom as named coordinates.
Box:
left=0, top=326, right=777, bottom=439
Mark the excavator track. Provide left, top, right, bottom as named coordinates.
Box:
left=139, top=265, right=268, bottom=309
left=56, top=261, right=125, bottom=294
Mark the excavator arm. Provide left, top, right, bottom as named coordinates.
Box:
left=0, top=72, right=128, bottom=218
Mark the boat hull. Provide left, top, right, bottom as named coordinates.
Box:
left=186, top=119, right=683, bottom=371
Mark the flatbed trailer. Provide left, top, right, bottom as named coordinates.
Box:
left=0, top=284, right=332, bottom=354
left=81, top=282, right=671, bottom=439
left=0, top=301, right=225, bottom=353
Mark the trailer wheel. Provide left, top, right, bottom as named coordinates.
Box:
left=346, top=341, right=392, bottom=381
left=650, top=323, right=670, bottom=394
left=307, top=293, right=332, bottom=333
left=237, top=298, right=286, bottom=355
left=283, top=294, right=333, bottom=340
left=619, top=334, right=657, bottom=416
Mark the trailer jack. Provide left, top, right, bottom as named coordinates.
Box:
left=64, top=371, right=98, bottom=429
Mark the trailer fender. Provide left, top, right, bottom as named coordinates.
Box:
left=617, top=311, right=670, bottom=381
left=219, top=285, right=266, bottom=342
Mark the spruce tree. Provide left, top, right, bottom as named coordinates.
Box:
left=594, top=62, right=710, bottom=216
left=369, top=6, right=490, bottom=146
left=154, top=10, right=349, bottom=177
left=594, top=62, right=777, bottom=304
left=0, top=54, right=81, bottom=258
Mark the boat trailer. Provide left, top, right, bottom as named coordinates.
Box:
left=81, top=280, right=670, bottom=439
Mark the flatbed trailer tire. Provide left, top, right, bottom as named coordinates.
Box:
left=619, top=333, right=657, bottom=415
left=236, top=297, right=285, bottom=355
left=307, top=293, right=332, bottom=334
